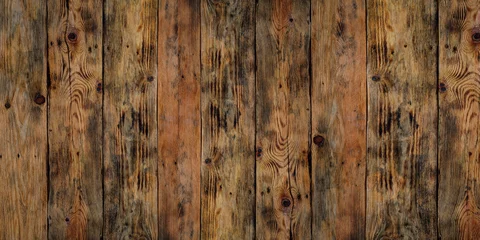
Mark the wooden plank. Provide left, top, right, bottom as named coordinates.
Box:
left=255, top=0, right=311, bottom=239
left=158, top=0, right=201, bottom=239
left=366, top=0, right=438, bottom=239
left=0, top=0, right=47, bottom=238
left=200, top=0, right=256, bottom=239
left=438, top=1, right=480, bottom=239
left=47, top=0, right=103, bottom=238
left=311, top=0, right=366, bottom=239
left=103, top=0, right=158, bottom=238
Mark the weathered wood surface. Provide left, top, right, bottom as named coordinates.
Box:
left=256, top=0, right=311, bottom=239
left=47, top=0, right=103, bottom=238
left=439, top=1, right=480, bottom=239
left=311, top=0, right=366, bottom=239
left=103, top=0, right=159, bottom=238
left=0, top=0, right=48, bottom=239
left=200, top=0, right=256, bottom=239
left=366, top=0, right=438, bottom=239
left=158, top=0, right=201, bottom=239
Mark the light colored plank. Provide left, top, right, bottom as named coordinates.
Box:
left=311, top=0, right=366, bottom=238
left=200, top=0, right=256, bottom=239
left=158, top=0, right=201, bottom=239
left=103, top=0, right=159, bottom=238
left=366, top=0, right=438, bottom=238
left=439, top=1, right=480, bottom=239
left=255, top=0, right=311, bottom=239
left=0, top=0, right=48, bottom=238
left=47, top=0, right=103, bottom=238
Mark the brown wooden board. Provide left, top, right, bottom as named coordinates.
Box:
left=103, top=0, right=159, bottom=238
left=438, top=1, right=480, bottom=239
left=0, top=0, right=48, bottom=238
left=311, top=0, right=367, bottom=239
left=366, top=0, right=438, bottom=238
left=200, top=0, right=256, bottom=239
left=158, top=0, right=201, bottom=239
left=47, top=0, right=103, bottom=238
left=256, top=0, right=311, bottom=239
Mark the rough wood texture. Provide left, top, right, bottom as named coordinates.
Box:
left=0, top=0, right=47, bottom=239
left=311, top=0, right=366, bottom=239
left=47, top=0, right=103, bottom=238
left=256, top=0, right=311, bottom=239
left=200, top=0, right=256, bottom=239
left=366, top=0, right=438, bottom=239
left=439, top=1, right=480, bottom=239
left=103, top=0, right=159, bottom=238
left=158, top=0, right=201, bottom=239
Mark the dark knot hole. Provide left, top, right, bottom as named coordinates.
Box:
left=472, top=32, right=480, bottom=43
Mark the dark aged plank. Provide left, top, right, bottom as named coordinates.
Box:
left=0, top=0, right=47, bottom=238
left=311, top=0, right=366, bottom=239
left=158, top=0, right=201, bottom=239
left=103, top=0, right=158, bottom=238
left=439, top=1, right=480, bottom=239
left=200, top=0, right=256, bottom=239
left=256, top=0, right=311, bottom=239
left=47, top=0, right=103, bottom=238
left=366, top=0, right=438, bottom=239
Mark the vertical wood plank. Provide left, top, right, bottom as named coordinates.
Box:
left=255, top=0, right=311, bottom=239
left=47, top=0, right=103, bottom=238
left=366, top=0, right=438, bottom=239
left=103, top=0, right=158, bottom=238
left=311, top=0, right=366, bottom=239
left=0, top=0, right=47, bottom=238
left=158, top=0, right=201, bottom=239
left=439, top=1, right=480, bottom=239
left=200, top=0, right=256, bottom=239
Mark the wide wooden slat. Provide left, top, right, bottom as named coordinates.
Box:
left=255, top=0, right=311, bottom=239
left=47, top=0, right=103, bottom=238
left=0, top=0, right=47, bottom=238
left=439, top=1, right=480, bottom=239
left=311, top=0, right=366, bottom=239
left=366, top=0, right=438, bottom=239
left=158, top=0, right=201, bottom=239
left=200, top=0, right=256, bottom=239
left=103, top=0, right=159, bottom=238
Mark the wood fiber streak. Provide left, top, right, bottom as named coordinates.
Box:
left=200, top=0, right=256, bottom=239
left=256, top=0, right=311, bottom=239
left=311, top=0, right=366, bottom=239
left=439, top=1, right=480, bottom=239
left=158, top=0, right=201, bottom=239
left=366, top=0, right=438, bottom=239
left=0, top=0, right=47, bottom=239
left=103, top=0, right=158, bottom=238
left=47, top=0, right=103, bottom=238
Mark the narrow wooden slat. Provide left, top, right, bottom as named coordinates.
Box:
left=439, top=1, right=480, bottom=239
left=255, top=0, right=311, bottom=238
left=366, top=0, right=438, bottom=239
left=103, top=0, right=158, bottom=238
left=158, top=0, right=201, bottom=239
left=311, top=0, right=366, bottom=239
left=47, top=0, right=103, bottom=238
left=200, top=0, right=256, bottom=239
left=0, top=0, right=47, bottom=238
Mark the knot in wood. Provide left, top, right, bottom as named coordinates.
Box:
left=281, top=198, right=291, bottom=208
left=34, top=93, right=45, bottom=105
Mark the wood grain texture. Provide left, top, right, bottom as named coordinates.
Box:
left=200, top=0, right=256, bottom=239
left=439, top=1, right=480, bottom=239
left=158, top=0, right=201, bottom=239
left=366, top=0, right=438, bottom=239
left=103, top=0, right=158, bottom=238
left=47, top=0, right=103, bottom=238
left=311, top=0, right=366, bottom=239
left=0, top=0, right=47, bottom=238
left=255, top=0, right=311, bottom=239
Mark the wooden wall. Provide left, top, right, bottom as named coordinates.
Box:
left=1, top=0, right=479, bottom=239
